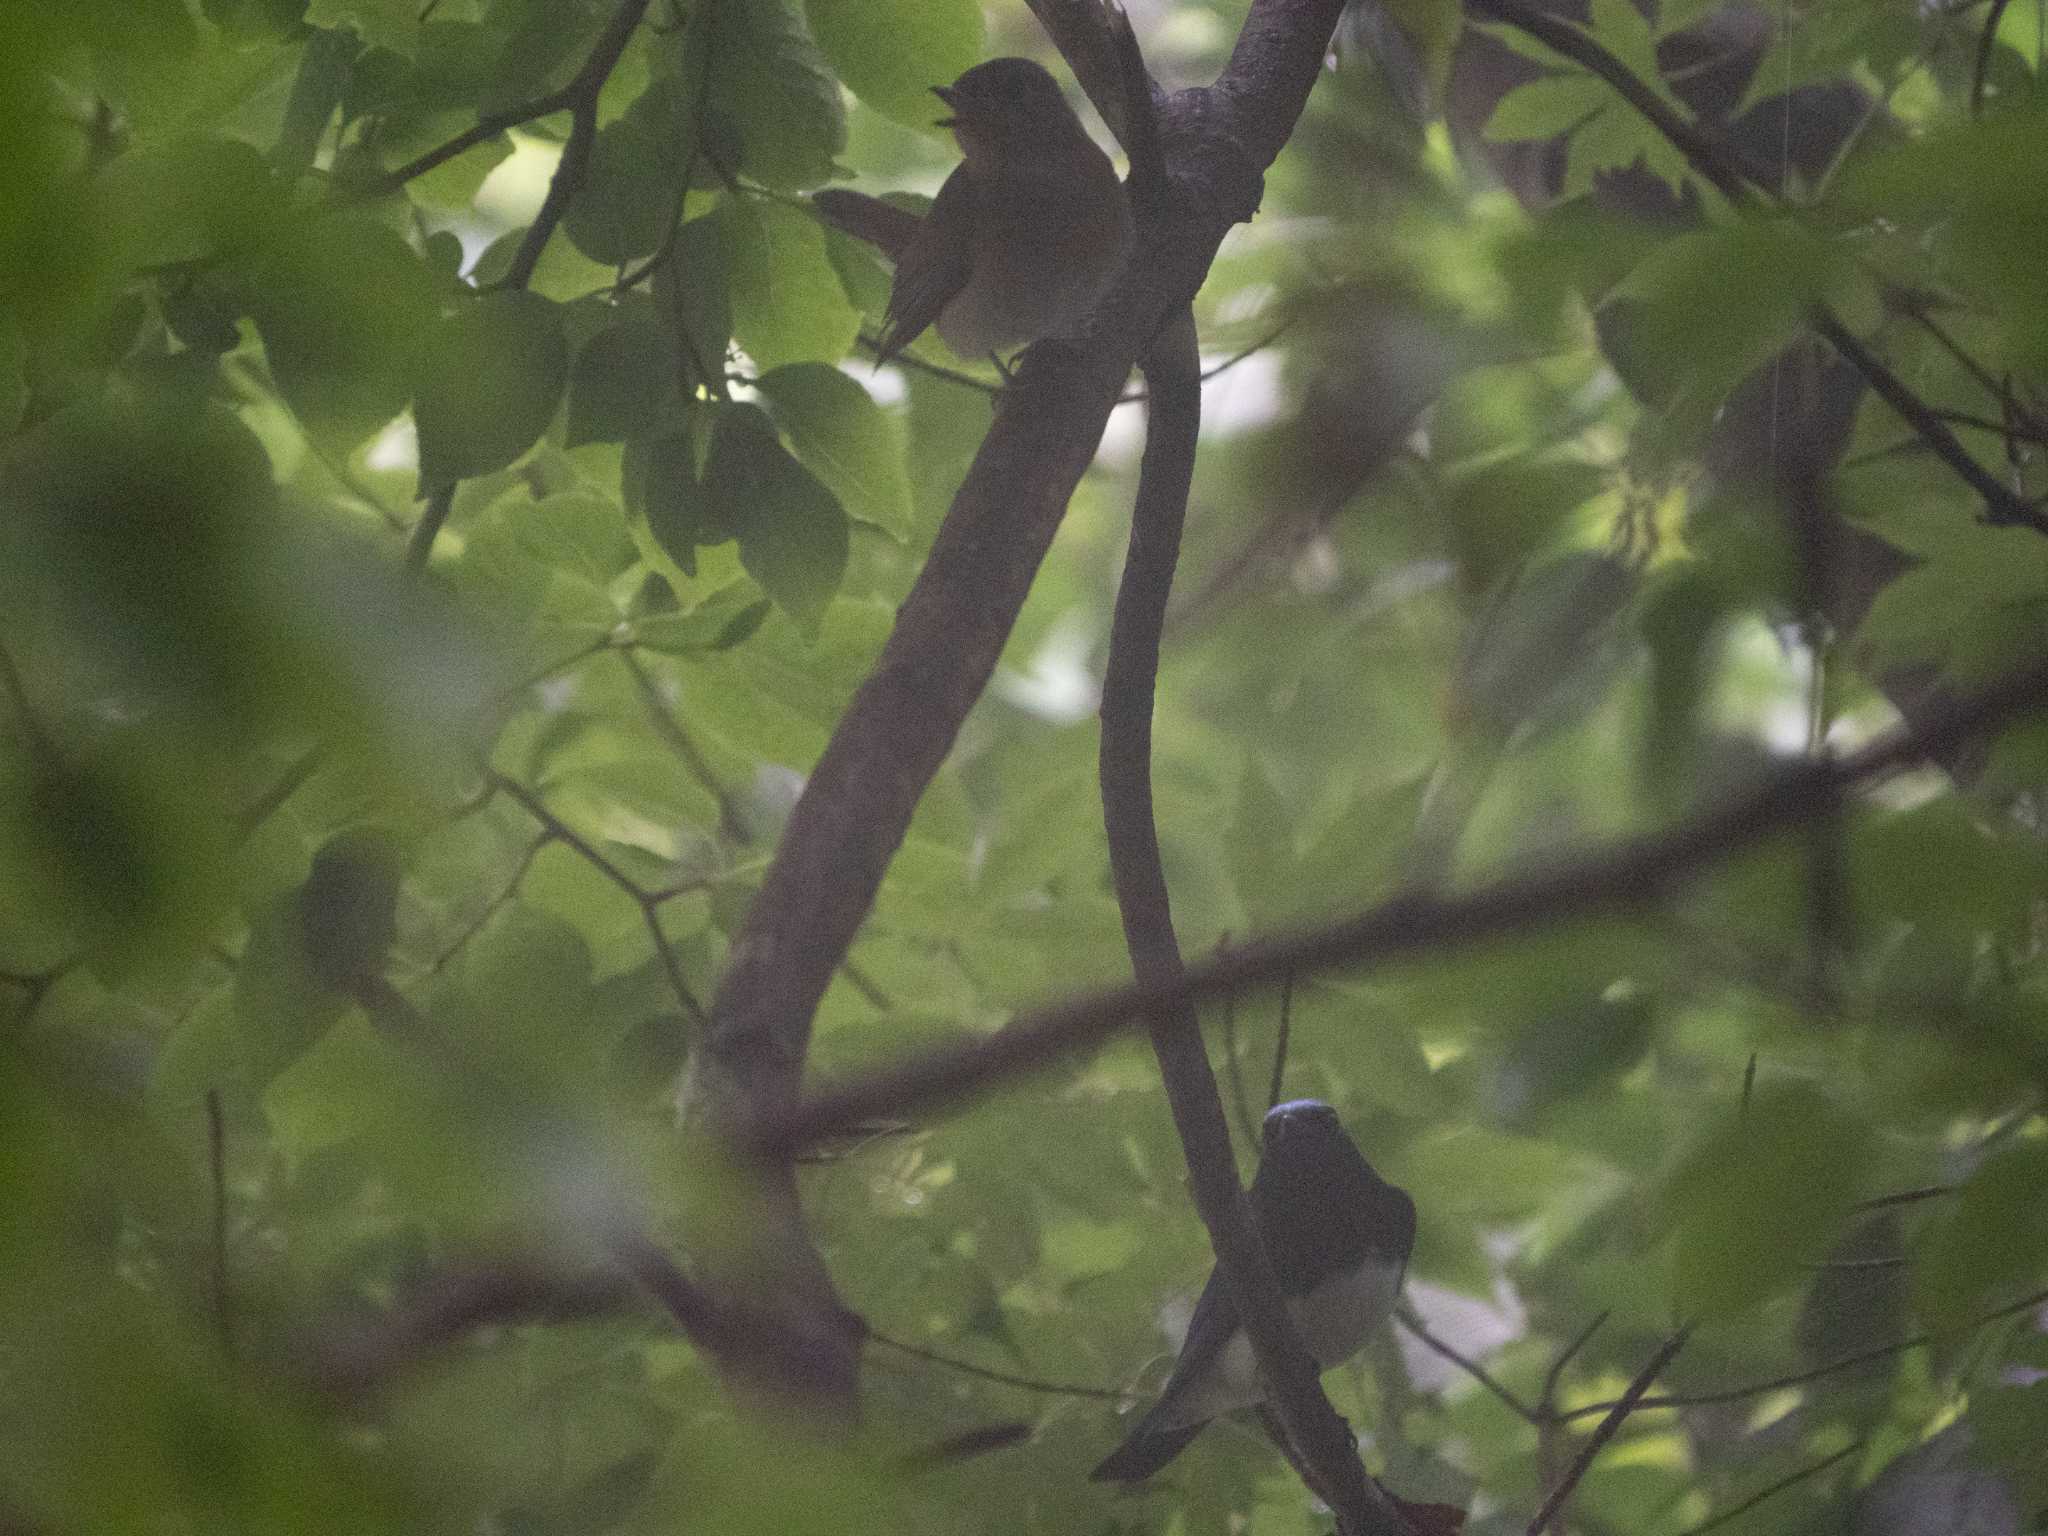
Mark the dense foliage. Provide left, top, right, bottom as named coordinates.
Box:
left=3, top=1, right=2046, bottom=1533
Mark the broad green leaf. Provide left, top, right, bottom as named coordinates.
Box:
left=566, top=310, right=681, bottom=447
left=563, top=75, right=696, bottom=266
left=754, top=362, right=911, bottom=535
left=1609, top=219, right=1840, bottom=432
left=661, top=206, right=734, bottom=395
left=459, top=487, right=632, bottom=651
left=95, top=135, right=282, bottom=271
left=1665, top=1086, right=1867, bottom=1317
left=274, top=26, right=357, bottom=177
left=629, top=428, right=706, bottom=577
left=1916, top=1142, right=2048, bottom=1334
left=1587, top=0, right=1661, bottom=81
left=701, top=403, right=849, bottom=631
left=690, top=0, right=846, bottom=191
left=1483, top=73, right=1607, bottom=142
left=804, top=0, right=983, bottom=131
left=307, top=0, right=416, bottom=57
left=0, top=313, right=24, bottom=436
left=233, top=894, right=350, bottom=1086
left=1837, top=104, right=2048, bottom=367
left=413, top=290, right=568, bottom=491
left=248, top=213, right=441, bottom=452
left=728, top=200, right=861, bottom=370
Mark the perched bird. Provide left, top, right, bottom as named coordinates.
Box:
left=871, top=56, right=1132, bottom=366
left=1090, top=1100, right=1416, bottom=1483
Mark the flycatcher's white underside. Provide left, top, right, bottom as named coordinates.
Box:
left=1151, top=1256, right=1404, bottom=1430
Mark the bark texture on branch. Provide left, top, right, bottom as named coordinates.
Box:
left=678, top=0, right=1350, bottom=1406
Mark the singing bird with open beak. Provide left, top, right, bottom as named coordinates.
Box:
left=873, top=56, right=1133, bottom=366
left=1090, top=1100, right=1416, bottom=1482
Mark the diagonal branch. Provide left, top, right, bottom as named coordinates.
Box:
left=1524, top=1326, right=1692, bottom=1535
left=761, top=650, right=2048, bottom=1153
left=684, top=0, right=1355, bottom=1407
left=1103, top=308, right=1404, bottom=1533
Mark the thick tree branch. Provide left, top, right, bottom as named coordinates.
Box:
left=1104, top=312, right=1403, bottom=1532
left=761, top=650, right=2048, bottom=1154
left=686, top=0, right=1353, bottom=1404
left=1023, top=0, right=1166, bottom=154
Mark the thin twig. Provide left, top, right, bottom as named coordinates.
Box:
left=206, top=1090, right=236, bottom=1362
left=1535, top=1307, right=1610, bottom=1532
left=361, top=87, right=577, bottom=196
left=1541, top=1311, right=1610, bottom=1410
left=486, top=768, right=708, bottom=1025
left=1855, top=1184, right=1953, bottom=1211
left=1218, top=937, right=1260, bottom=1148
left=1266, top=970, right=1293, bottom=1110
left=1558, top=1285, right=2048, bottom=1424
left=1972, top=0, right=2015, bottom=113
left=406, top=484, right=455, bottom=571
left=618, top=649, right=749, bottom=842
left=867, top=1327, right=1135, bottom=1400
left=427, top=831, right=552, bottom=973
left=1397, top=1311, right=1543, bottom=1424
left=1525, top=1326, right=1693, bottom=1536
left=1675, top=1440, right=1863, bottom=1536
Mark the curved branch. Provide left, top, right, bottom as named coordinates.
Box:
left=1104, top=311, right=1403, bottom=1533
left=686, top=0, right=1354, bottom=1404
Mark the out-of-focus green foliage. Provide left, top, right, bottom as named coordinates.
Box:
left=3, top=1, right=2046, bottom=1534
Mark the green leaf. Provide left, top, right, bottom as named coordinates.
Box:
left=701, top=403, right=849, bottom=631
left=274, top=26, right=357, bottom=178
left=563, top=76, right=696, bottom=266
left=1665, top=1086, right=1868, bottom=1317
left=728, top=200, right=861, bottom=370
left=458, top=488, right=630, bottom=652
left=248, top=212, right=441, bottom=452
left=0, top=313, right=24, bottom=436
left=630, top=428, right=705, bottom=578
left=566, top=310, right=681, bottom=447
left=659, top=206, right=734, bottom=395
left=233, top=895, right=349, bottom=1087
left=297, top=828, right=402, bottom=991
left=95, top=135, right=282, bottom=271
left=690, top=0, right=846, bottom=191
left=1587, top=0, right=1661, bottom=81
left=1483, top=73, right=1607, bottom=142
left=754, top=362, right=911, bottom=535
left=804, top=0, right=983, bottom=131
left=628, top=583, right=773, bottom=654
left=413, top=290, right=569, bottom=491
left=1609, top=219, right=1840, bottom=432
left=1916, top=1142, right=2048, bottom=1334
left=306, top=0, right=417, bottom=56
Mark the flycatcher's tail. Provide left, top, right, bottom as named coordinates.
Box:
left=1088, top=1418, right=1206, bottom=1482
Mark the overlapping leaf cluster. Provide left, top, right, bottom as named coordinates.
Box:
left=2, top=1, right=2046, bottom=1534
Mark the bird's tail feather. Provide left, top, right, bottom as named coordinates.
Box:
left=1087, top=1419, right=1206, bottom=1483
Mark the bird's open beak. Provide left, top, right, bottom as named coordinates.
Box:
left=930, top=83, right=956, bottom=128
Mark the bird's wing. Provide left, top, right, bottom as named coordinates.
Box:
left=1126, top=1258, right=1242, bottom=1432
left=1088, top=1267, right=1240, bottom=1482
left=873, top=169, right=977, bottom=364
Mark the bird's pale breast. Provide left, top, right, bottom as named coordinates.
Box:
left=1148, top=1254, right=1405, bottom=1430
